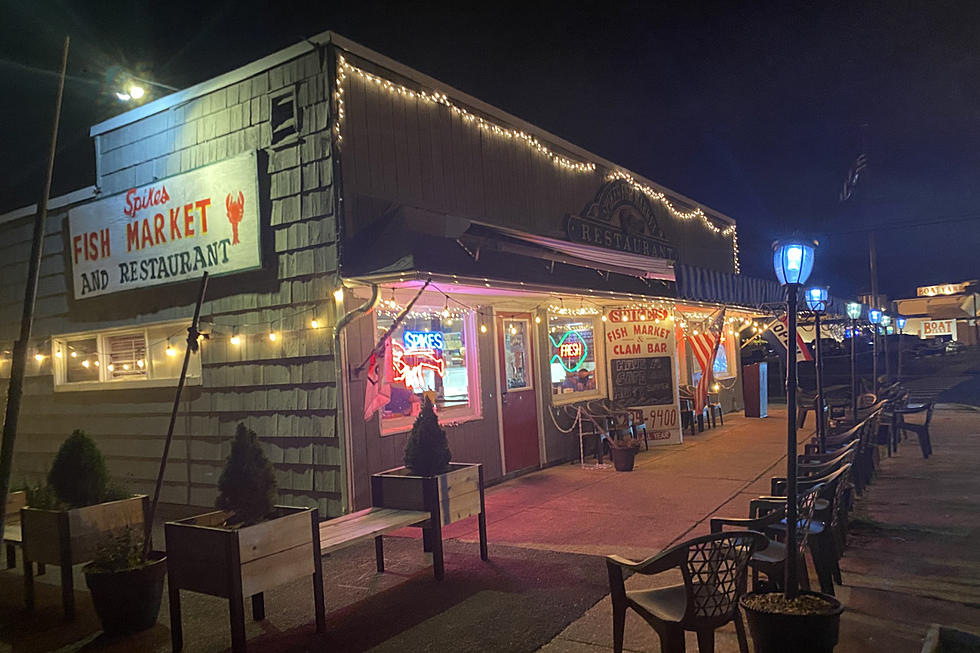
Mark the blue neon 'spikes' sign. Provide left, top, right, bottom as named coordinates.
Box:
left=67, top=151, right=262, bottom=299
left=403, top=331, right=445, bottom=350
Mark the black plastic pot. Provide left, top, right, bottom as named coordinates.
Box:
left=609, top=445, right=638, bottom=471
left=84, top=552, right=167, bottom=635
left=740, top=591, right=844, bottom=653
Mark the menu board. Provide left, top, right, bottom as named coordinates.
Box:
left=610, top=356, right=673, bottom=407
left=603, top=306, right=682, bottom=444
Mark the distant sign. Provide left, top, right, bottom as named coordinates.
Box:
left=920, top=319, right=957, bottom=338
left=68, top=151, right=261, bottom=299
left=917, top=283, right=969, bottom=297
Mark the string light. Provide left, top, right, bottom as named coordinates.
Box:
left=34, top=353, right=44, bottom=362
left=268, top=332, right=278, bottom=342
left=165, top=341, right=177, bottom=357
left=136, top=359, right=145, bottom=368
left=81, top=360, right=90, bottom=368
left=230, top=334, right=241, bottom=346
left=480, top=324, right=488, bottom=333
left=311, top=318, right=320, bottom=329
left=55, top=349, right=63, bottom=359
left=107, top=363, right=114, bottom=371
left=333, top=288, right=344, bottom=303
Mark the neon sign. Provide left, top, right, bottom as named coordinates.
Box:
left=403, top=330, right=445, bottom=350
left=549, top=330, right=589, bottom=372
left=391, top=342, right=445, bottom=391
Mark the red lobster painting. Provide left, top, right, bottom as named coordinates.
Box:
left=225, top=191, right=245, bottom=244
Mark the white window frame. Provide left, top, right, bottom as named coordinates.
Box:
left=548, top=314, right=606, bottom=406
left=378, top=309, right=482, bottom=436
left=713, top=334, right=737, bottom=380
left=52, top=321, right=202, bottom=392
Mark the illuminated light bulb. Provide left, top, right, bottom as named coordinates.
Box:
left=230, top=335, right=241, bottom=346
left=310, top=319, right=320, bottom=329
left=82, top=360, right=90, bottom=368
left=712, top=383, right=720, bottom=392
left=129, top=85, right=145, bottom=99
left=480, top=324, right=488, bottom=333
left=639, top=314, right=646, bottom=320
left=693, top=329, right=699, bottom=335
left=122, top=363, right=130, bottom=371
left=55, top=350, right=63, bottom=359
left=442, top=309, right=450, bottom=318
left=333, top=288, right=344, bottom=303
left=269, top=332, right=278, bottom=342
left=94, top=360, right=100, bottom=367
left=71, top=351, right=77, bottom=358
left=535, top=316, right=541, bottom=324
left=107, top=364, right=114, bottom=371
left=34, top=353, right=44, bottom=362
left=136, top=359, right=145, bottom=368
left=601, top=315, right=607, bottom=322
left=166, top=343, right=177, bottom=357
left=510, top=326, right=517, bottom=335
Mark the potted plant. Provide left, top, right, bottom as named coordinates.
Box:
left=83, top=525, right=167, bottom=635
left=20, top=430, right=147, bottom=620
left=371, top=397, right=488, bottom=579
left=607, top=434, right=641, bottom=472
left=164, top=423, right=324, bottom=653
left=739, top=241, right=844, bottom=652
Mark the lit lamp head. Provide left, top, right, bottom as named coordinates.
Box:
left=868, top=309, right=882, bottom=325
left=805, top=286, right=829, bottom=313
left=896, top=316, right=907, bottom=331
left=880, top=314, right=891, bottom=328
left=846, top=302, right=862, bottom=320
left=772, top=239, right=816, bottom=286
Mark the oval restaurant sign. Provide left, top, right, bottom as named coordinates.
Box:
left=68, top=150, right=261, bottom=299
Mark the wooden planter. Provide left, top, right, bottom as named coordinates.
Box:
left=371, top=462, right=488, bottom=580
left=164, top=506, right=324, bottom=653
left=21, top=494, right=147, bottom=619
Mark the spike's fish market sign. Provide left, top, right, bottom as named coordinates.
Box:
left=68, top=151, right=261, bottom=299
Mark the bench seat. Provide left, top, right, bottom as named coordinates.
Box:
left=319, top=507, right=429, bottom=555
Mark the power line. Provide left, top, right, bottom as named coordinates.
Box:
left=825, top=212, right=980, bottom=236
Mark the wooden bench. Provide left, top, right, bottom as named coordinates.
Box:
left=320, top=507, right=430, bottom=573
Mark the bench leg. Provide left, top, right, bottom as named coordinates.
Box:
left=251, top=593, right=265, bottom=621
left=375, top=535, right=385, bottom=572
left=229, top=591, right=247, bottom=652
left=23, top=553, right=34, bottom=611
left=169, top=584, right=184, bottom=651
left=310, top=509, right=325, bottom=634
left=478, top=512, right=488, bottom=562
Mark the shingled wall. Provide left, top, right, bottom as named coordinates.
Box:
left=0, top=48, right=346, bottom=517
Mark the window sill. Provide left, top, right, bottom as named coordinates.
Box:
left=551, top=388, right=604, bottom=406
left=381, top=409, right=482, bottom=437
left=54, top=376, right=202, bottom=392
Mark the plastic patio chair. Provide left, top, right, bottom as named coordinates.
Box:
left=606, top=530, right=768, bottom=653
left=896, top=403, right=935, bottom=458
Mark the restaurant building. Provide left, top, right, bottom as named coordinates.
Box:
left=894, top=281, right=979, bottom=345
left=0, top=32, right=762, bottom=517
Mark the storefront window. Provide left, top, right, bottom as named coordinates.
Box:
left=691, top=335, right=736, bottom=384
left=377, top=310, right=480, bottom=430
left=548, top=315, right=601, bottom=401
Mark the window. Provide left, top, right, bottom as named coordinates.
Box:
left=548, top=315, right=603, bottom=402
left=54, top=322, right=202, bottom=390
left=376, top=310, right=481, bottom=433
left=691, top=334, right=736, bottom=385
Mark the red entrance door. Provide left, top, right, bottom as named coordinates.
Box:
left=497, top=313, right=540, bottom=473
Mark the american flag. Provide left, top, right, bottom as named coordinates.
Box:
left=687, top=308, right=727, bottom=413
left=839, top=153, right=868, bottom=202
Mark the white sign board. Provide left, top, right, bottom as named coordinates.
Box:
left=68, top=151, right=261, bottom=299
left=604, top=307, right=682, bottom=445
left=920, top=319, right=957, bottom=339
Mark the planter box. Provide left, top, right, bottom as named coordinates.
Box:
left=21, top=494, right=147, bottom=619
left=165, top=506, right=324, bottom=652
left=371, top=462, right=487, bottom=580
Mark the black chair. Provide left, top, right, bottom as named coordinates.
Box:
left=607, top=530, right=768, bottom=653
left=706, top=391, right=724, bottom=428
left=896, top=403, right=935, bottom=458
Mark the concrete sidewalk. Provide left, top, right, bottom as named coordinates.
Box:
left=2, top=405, right=977, bottom=652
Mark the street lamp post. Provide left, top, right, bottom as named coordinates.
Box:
left=881, top=313, right=892, bottom=386
left=896, top=316, right=907, bottom=379
left=773, top=238, right=816, bottom=599
left=847, top=302, right=862, bottom=422
left=806, top=286, right=829, bottom=450
left=869, top=309, right=882, bottom=396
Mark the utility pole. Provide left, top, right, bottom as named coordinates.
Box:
left=0, top=37, right=69, bottom=527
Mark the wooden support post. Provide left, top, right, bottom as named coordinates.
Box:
left=310, top=509, right=325, bottom=634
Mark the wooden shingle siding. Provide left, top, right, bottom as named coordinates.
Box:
left=2, top=48, right=345, bottom=517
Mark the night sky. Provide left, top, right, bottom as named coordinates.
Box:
left=2, top=1, right=978, bottom=301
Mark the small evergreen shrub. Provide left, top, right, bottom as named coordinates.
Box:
left=216, top=423, right=277, bottom=525
left=48, top=430, right=109, bottom=508
left=403, top=397, right=452, bottom=476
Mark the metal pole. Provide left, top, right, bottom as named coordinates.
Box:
left=883, top=322, right=891, bottom=382
left=872, top=325, right=879, bottom=397
left=143, top=273, right=209, bottom=558
left=851, top=318, right=858, bottom=421
left=0, top=37, right=69, bottom=528
left=897, top=325, right=904, bottom=380
left=814, top=311, right=825, bottom=450
left=784, top=284, right=800, bottom=599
